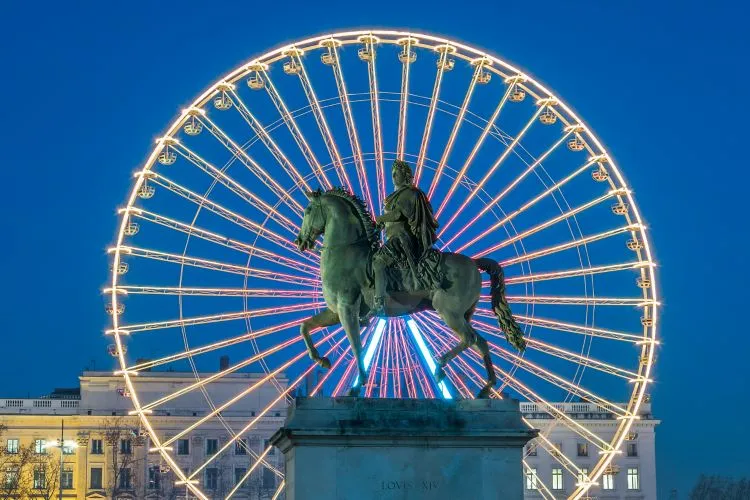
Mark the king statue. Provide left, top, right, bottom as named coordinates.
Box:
left=370, top=160, right=439, bottom=317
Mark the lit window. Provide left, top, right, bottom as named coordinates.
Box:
left=206, top=438, right=218, bottom=456
left=148, top=466, right=161, bottom=489
left=552, top=468, right=563, bottom=490
left=34, top=439, right=46, bottom=454
left=119, top=468, right=132, bottom=489
left=627, top=468, right=640, bottom=490
left=235, top=438, right=248, bottom=456
left=4, top=467, right=19, bottom=488
left=61, top=466, right=74, bottom=489
left=91, top=439, right=103, bottom=454
left=577, top=468, right=589, bottom=485
left=627, top=442, right=638, bottom=457
left=602, top=473, right=615, bottom=490
left=120, top=439, right=132, bottom=455
left=62, top=442, right=75, bottom=455
left=525, top=468, right=538, bottom=490
left=177, top=439, right=190, bottom=456
left=90, top=467, right=103, bottom=489
left=33, top=467, right=46, bottom=489
left=234, top=467, right=247, bottom=487
left=6, top=439, right=19, bottom=454
left=577, top=442, right=588, bottom=457
left=205, top=468, right=218, bottom=490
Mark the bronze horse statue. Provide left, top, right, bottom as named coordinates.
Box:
left=294, top=188, right=525, bottom=398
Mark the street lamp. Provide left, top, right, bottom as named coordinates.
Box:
left=46, top=421, right=79, bottom=500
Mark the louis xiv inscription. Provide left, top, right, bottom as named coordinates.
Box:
left=381, top=480, right=440, bottom=492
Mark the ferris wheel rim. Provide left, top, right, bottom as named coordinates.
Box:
left=107, top=29, right=659, bottom=500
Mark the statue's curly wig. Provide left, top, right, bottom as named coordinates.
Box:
left=392, top=159, right=414, bottom=184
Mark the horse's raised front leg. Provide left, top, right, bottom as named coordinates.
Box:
left=338, top=298, right=368, bottom=397
left=300, top=308, right=340, bottom=369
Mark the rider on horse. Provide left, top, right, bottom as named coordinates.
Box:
left=370, top=160, right=439, bottom=317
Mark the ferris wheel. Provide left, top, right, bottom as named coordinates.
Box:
left=106, top=30, right=658, bottom=499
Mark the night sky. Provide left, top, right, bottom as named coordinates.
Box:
left=1, top=1, right=748, bottom=496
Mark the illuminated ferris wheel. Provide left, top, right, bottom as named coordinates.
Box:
left=106, top=30, right=658, bottom=499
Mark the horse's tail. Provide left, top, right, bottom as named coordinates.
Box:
left=475, top=257, right=526, bottom=351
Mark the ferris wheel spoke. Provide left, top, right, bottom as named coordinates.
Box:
left=225, top=88, right=312, bottom=192
left=192, top=112, right=304, bottom=216
left=186, top=328, right=350, bottom=480
left=112, top=246, right=320, bottom=286
left=284, top=48, right=354, bottom=192
left=436, top=81, right=515, bottom=217
left=396, top=37, right=417, bottom=161
left=163, top=326, right=345, bottom=449
left=473, top=309, right=644, bottom=343
left=470, top=189, right=627, bottom=257
left=137, top=321, right=312, bottom=407
left=415, top=44, right=455, bottom=184
left=501, top=261, right=652, bottom=286
left=449, top=157, right=600, bottom=253
left=365, top=323, right=387, bottom=398
left=500, top=225, right=639, bottom=268
left=360, top=35, right=386, bottom=214
left=145, top=172, right=318, bottom=263
left=321, top=39, right=375, bottom=211
left=438, top=103, right=545, bottom=236
left=109, top=285, right=321, bottom=299
left=124, top=207, right=319, bottom=276
left=171, top=143, right=300, bottom=235
left=378, top=322, right=392, bottom=398
left=256, top=65, right=331, bottom=189
left=110, top=301, right=320, bottom=335
left=504, top=294, right=657, bottom=307
left=394, top=319, right=418, bottom=398
left=428, top=57, right=487, bottom=199
left=440, top=126, right=577, bottom=232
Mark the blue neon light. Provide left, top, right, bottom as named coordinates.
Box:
left=406, top=318, right=452, bottom=399
left=352, top=319, right=387, bottom=387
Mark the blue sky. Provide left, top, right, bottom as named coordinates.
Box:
left=1, top=0, right=748, bottom=496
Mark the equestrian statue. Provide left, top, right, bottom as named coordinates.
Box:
left=294, top=160, right=525, bottom=398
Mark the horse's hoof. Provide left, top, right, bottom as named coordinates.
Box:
left=348, top=386, right=361, bottom=397
left=317, top=357, right=331, bottom=370
left=435, top=366, right=446, bottom=384
left=477, top=386, right=492, bottom=399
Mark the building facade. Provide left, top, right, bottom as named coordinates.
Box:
left=522, top=401, right=658, bottom=500
left=0, top=371, right=288, bottom=499
left=2, top=373, right=657, bottom=499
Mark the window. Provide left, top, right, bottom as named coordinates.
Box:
left=177, top=439, right=190, bottom=456
left=627, top=442, right=638, bottom=457
left=577, top=442, right=588, bottom=457
left=61, top=466, right=74, bottom=489
left=33, top=467, right=46, bottom=489
left=602, top=473, right=615, bottom=490
left=148, top=466, right=161, bottom=489
left=91, top=439, right=103, bottom=454
left=577, top=468, right=589, bottom=484
left=120, top=439, right=132, bottom=455
left=34, top=439, right=47, bottom=454
left=119, top=468, right=132, bottom=489
left=205, top=468, right=218, bottom=490
left=6, top=439, right=19, bottom=454
left=235, top=438, right=248, bottom=455
left=552, top=468, right=563, bottom=490
left=62, top=442, right=76, bottom=455
left=525, top=444, right=537, bottom=456
left=627, top=468, right=640, bottom=490
left=265, top=439, right=275, bottom=456
left=206, top=438, right=218, bottom=456
left=234, top=467, right=247, bottom=488
left=4, top=467, right=19, bottom=488
left=525, top=468, right=538, bottom=490
left=263, top=467, right=275, bottom=489
left=90, top=467, right=103, bottom=489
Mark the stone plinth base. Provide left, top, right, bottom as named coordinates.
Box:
left=270, top=397, right=537, bottom=500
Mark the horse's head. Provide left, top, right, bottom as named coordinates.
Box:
left=295, top=189, right=326, bottom=252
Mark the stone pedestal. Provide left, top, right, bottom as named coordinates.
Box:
left=270, top=397, right=537, bottom=500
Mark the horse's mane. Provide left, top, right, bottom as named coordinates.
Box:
left=321, top=187, right=380, bottom=246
